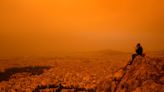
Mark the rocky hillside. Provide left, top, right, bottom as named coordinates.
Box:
left=97, top=56, right=164, bottom=92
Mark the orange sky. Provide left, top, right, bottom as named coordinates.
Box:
left=0, top=0, right=164, bottom=57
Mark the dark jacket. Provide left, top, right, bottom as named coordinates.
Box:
left=136, top=46, right=143, bottom=55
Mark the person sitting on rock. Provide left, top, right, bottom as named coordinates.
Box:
left=130, top=43, right=144, bottom=64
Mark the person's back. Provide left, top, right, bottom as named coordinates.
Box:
left=136, top=44, right=143, bottom=55
left=130, top=43, right=143, bottom=64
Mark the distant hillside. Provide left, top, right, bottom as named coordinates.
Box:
left=71, top=49, right=130, bottom=57
left=91, top=49, right=129, bottom=54
left=147, top=50, right=164, bottom=57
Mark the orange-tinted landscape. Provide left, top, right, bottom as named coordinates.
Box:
left=0, top=0, right=164, bottom=92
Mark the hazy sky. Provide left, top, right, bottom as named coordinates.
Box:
left=0, top=0, right=164, bottom=57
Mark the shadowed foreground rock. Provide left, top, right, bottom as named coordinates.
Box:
left=97, top=56, right=164, bottom=92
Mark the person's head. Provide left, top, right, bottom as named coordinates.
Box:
left=136, top=43, right=141, bottom=48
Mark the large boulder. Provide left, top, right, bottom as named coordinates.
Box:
left=97, top=56, right=164, bottom=92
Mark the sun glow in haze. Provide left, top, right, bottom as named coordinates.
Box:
left=0, top=0, right=164, bottom=57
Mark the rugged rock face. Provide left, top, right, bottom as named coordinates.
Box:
left=97, top=56, right=164, bottom=92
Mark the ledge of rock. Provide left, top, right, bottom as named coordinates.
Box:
left=97, top=56, right=164, bottom=92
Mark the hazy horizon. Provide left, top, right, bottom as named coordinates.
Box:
left=1, top=0, right=164, bottom=57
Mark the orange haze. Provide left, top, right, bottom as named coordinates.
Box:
left=0, top=0, right=164, bottom=57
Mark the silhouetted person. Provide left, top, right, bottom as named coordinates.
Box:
left=130, top=43, right=143, bottom=64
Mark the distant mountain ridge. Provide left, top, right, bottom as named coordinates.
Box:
left=74, top=49, right=129, bottom=56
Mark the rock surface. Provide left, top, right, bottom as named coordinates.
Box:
left=97, top=56, right=164, bottom=92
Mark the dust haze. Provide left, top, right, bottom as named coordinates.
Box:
left=1, top=0, right=164, bottom=57
left=0, top=0, right=164, bottom=92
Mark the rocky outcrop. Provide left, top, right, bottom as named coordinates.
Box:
left=97, top=56, right=164, bottom=92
